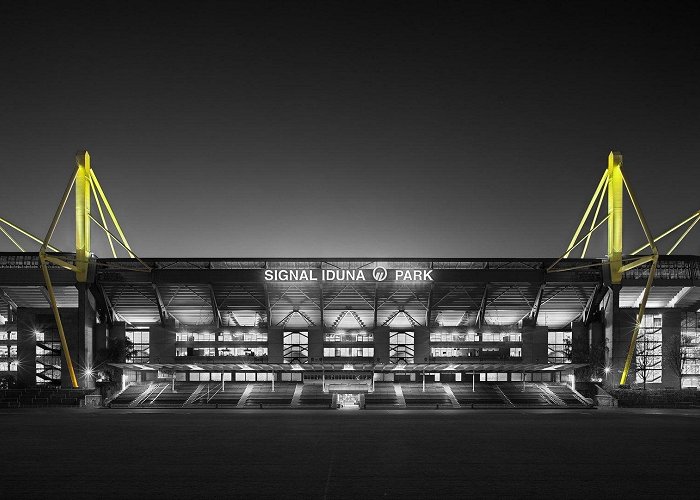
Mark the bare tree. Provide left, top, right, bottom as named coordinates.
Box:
left=634, top=333, right=662, bottom=391
left=664, top=334, right=692, bottom=390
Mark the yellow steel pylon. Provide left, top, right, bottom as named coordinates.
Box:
left=549, top=151, right=659, bottom=385
left=35, top=150, right=149, bottom=388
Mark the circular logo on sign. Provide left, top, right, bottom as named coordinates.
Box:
left=372, top=266, right=388, bottom=281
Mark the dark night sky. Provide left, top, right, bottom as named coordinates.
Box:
left=0, top=1, right=698, bottom=258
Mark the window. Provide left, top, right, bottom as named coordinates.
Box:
left=36, top=330, right=61, bottom=384
left=0, top=330, right=18, bottom=341
left=681, top=313, right=700, bottom=387
left=176, top=347, right=187, bottom=357
left=481, top=347, right=502, bottom=360
left=430, top=332, right=479, bottom=342
left=218, top=346, right=268, bottom=358
left=283, top=331, right=308, bottom=363
left=548, top=331, right=572, bottom=363
left=636, top=314, right=662, bottom=385
left=389, top=331, right=414, bottom=363
left=220, top=331, right=268, bottom=342
left=126, top=327, right=150, bottom=364
left=431, top=347, right=478, bottom=358
left=193, top=347, right=216, bottom=357
left=193, top=332, right=215, bottom=342
left=324, top=332, right=373, bottom=342
left=482, top=332, right=522, bottom=342
left=509, top=347, right=522, bottom=358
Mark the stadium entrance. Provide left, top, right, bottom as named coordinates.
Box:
left=337, top=393, right=361, bottom=409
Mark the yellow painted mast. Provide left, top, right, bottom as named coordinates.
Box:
left=75, top=151, right=91, bottom=282
left=550, top=150, right=660, bottom=386
left=607, top=152, right=624, bottom=284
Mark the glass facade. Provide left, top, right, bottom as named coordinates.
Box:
left=430, top=332, right=478, bottom=342
left=389, top=331, right=414, bottom=363
left=35, top=329, right=61, bottom=385
left=548, top=331, right=572, bottom=363
left=681, top=312, right=700, bottom=387
left=324, top=332, right=373, bottom=342
left=431, top=347, right=478, bottom=358
left=0, top=329, right=18, bottom=374
left=283, top=331, right=308, bottom=363
left=126, top=327, right=150, bottom=364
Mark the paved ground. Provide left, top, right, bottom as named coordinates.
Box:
left=1, top=408, right=699, bottom=499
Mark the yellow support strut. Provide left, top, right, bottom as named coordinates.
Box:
left=39, top=157, right=81, bottom=389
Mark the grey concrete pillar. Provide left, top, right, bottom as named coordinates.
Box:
left=413, top=326, right=430, bottom=363
left=94, top=324, right=107, bottom=356
left=307, top=326, right=324, bottom=362
left=571, top=321, right=589, bottom=363
left=71, top=284, right=96, bottom=389
left=149, top=320, right=176, bottom=363
left=612, top=308, right=638, bottom=386
left=109, top=322, right=126, bottom=349
left=522, top=325, right=547, bottom=364
left=373, top=327, right=390, bottom=363
left=268, top=327, right=283, bottom=363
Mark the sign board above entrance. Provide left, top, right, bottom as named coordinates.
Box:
left=264, top=267, right=433, bottom=282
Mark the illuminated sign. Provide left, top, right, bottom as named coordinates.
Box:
left=264, top=267, right=433, bottom=282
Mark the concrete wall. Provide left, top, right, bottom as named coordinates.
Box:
left=308, top=326, right=324, bottom=362
left=267, top=328, right=283, bottom=363
left=571, top=321, right=589, bottom=363
left=373, top=327, right=390, bottom=363
left=75, top=284, right=96, bottom=389
left=149, top=319, right=176, bottom=363
left=522, top=325, right=547, bottom=364
left=94, top=324, right=107, bottom=355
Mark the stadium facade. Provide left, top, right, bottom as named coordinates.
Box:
left=1, top=253, right=699, bottom=407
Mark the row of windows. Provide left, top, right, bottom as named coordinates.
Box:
left=324, top=333, right=373, bottom=343
left=0, top=360, right=18, bottom=371
left=0, top=331, right=17, bottom=341
left=176, top=347, right=269, bottom=357
left=0, top=346, right=17, bottom=356
left=482, top=333, right=522, bottom=342
left=429, top=332, right=522, bottom=342
left=323, top=347, right=375, bottom=358
left=173, top=372, right=304, bottom=382
left=431, top=347, right=522, bottom=358
left=176, top=332, right=268, bottom=342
